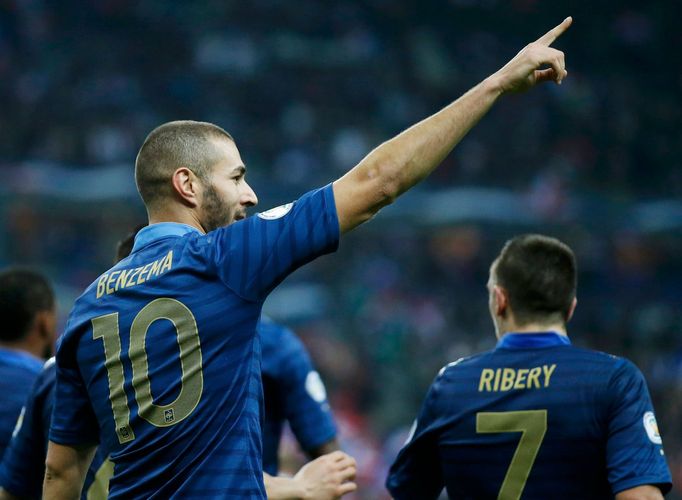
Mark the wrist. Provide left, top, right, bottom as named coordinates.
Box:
left=482, top=73, right=506, bottom=98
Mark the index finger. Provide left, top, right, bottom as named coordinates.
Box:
left=536, top=16, right=573, bottom=46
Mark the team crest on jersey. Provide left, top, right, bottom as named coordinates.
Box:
left=643, top=411, right=662, bottom=444
left=257, top=203, right=293, bottom=220
left=165, top=409, right=175, bottom=423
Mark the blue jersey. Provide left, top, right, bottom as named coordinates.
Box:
left=0, top=347, right=42, bottom=460
left=0, top=358, right=111, bottom=499
left=260, top=317, right=336, bottom=475
left=387, top=332, right=673, bottom=499
left=50, top=185, right=339, bottom=499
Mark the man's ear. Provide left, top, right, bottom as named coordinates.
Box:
left=34, top=309, right=57, bottom=350
left=171, top=167, right=201, bottom=207
left=494, top=285, right=509, bottom=318
left=566, top=296, right=577, bottom=322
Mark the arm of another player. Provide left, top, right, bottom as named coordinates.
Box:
left=264, top=451, right=357, bottom=500
left=43, top=441, right=97, bottom=500
left=605, top=359, right=672, bottom=497
left=386, top=380, right=445, bottom=500
left=280, top=331, right=339, bottom=460
left=615, top=485, right=664, bottom=500
left=333, top=17, right=572, bottom=233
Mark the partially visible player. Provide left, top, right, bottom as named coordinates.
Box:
left=0, top=358, right=112, bottom=500
left=45, top=17, right=573, bottom=498
left=261, top=316, right=338, bottom=475
left=0, top=268, right=55, bottom=459
left=386, top=234, right=672, bottom=499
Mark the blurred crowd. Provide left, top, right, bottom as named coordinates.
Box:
left=0, top=0, right=680, bottom=498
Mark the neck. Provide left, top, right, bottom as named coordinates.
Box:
left=148, top=207, right=206, bottom=234
left=0, top=338, right=44, bottom=359
left=499, top=322, right=568, bottom=337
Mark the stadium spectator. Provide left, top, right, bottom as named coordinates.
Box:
left=43, top=17, right=572, bottom=498
left=386, top=234, right=672, bottom=499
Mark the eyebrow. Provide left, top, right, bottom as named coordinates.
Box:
left=231, top=165, right=246, bottom=176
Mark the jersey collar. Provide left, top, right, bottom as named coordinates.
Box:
left=0, top=347, right=44, bottom=372
left=496, top=331, right=571, bottom=350
left=132, top=223, right=202, bottom=253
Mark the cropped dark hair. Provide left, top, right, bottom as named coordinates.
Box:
left=494, top=234, right=577, bottom=326
left=0, top=268, right=55, bottom=342
left=135, top=120, right=234, bottom=210
left=114, top=224, right=146, bottom=264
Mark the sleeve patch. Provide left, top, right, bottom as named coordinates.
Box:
left=257, top=203, right=294, bottom=220
left=643, top=411, right=662, bottom=444
left=305, top=371, right=328, bottom=403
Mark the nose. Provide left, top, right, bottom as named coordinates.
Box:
left=241, top=181, right=258, bottom=207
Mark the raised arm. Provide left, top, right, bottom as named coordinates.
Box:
left=333, top=17, right=572, bottom=233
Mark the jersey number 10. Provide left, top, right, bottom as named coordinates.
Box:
left=92, top=298, right=204, bottom=444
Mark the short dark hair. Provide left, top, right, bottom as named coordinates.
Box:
left=135, top=120, right=234, bottom=209
left=0, top=268, right=55, bottom=342
left=493, top=234, right=577, bottom=326
left=114, top=224, right=146, bottom=264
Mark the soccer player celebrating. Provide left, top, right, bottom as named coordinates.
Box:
left=386, top=234, right=672, bottom=499
left=44, top=17, right=573, bottom=499
left=0, top=268, right=56, bottom=460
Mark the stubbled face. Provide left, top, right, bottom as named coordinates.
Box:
left=199, top=138, right=258, bottom=232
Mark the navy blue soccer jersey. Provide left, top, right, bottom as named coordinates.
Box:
left=50, top=185, right=339, bottom=499
left=0, top=358, right=110, bottom=499
left=0, top=347, right=42, bottom=460
left=260, top=316, right=336, bottom=475
left=387, top=332, right=673, bottom=499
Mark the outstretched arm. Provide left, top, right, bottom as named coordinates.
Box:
left=333, top=17, right=572, bottom=233
left=265, top=451, right=357, bottom=500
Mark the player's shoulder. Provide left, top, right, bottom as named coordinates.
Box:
left=561, top=344, right=633, bottom=370
left=259, top=316, right=300, bottom=348
left=436, top=350, right=496, bottom=377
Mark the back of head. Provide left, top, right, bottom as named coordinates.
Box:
left=135, top=120, right=234, bottom=211
left=114, top=224, right=147, bottom=264
left=494, top=234, right=577, bottom=326
left=0, top=268, right=55, bottom=343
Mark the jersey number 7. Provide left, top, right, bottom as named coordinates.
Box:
left=92, top=298, right=204, bottom=444
left=476, top=410, right=547, bottom=500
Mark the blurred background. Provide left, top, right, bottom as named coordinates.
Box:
left=0, top=0, right=680, bottom=497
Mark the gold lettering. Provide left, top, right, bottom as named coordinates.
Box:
left=137, top=263, right=153, bottom=285
left=514, top=368, right=529, bottom=389
left=126, top=267, right=142, bottom=288
left=106, top=271, right=121, bottom=295
left=527, top=367, right=542, bottom=389
left=96, top=274, right=108, bottom=299
left=159, top=251, right=173, bottom=275
left=493, top=368, right=501, bottom=391
left=543, top=364, right=556, bottom=387
left=479, top=369, right=494, bottom=392
left=149, top=259, right=162, bottom=278
left=500, top=368, right=515, bottom=391
left=115, top=270, right=130, bottom=291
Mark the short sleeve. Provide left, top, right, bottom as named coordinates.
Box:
left=281, top=333, right=336, bottom=451
left=210, top=184, right=339, bottom=301
left=0, top=362, right=55, bottom=498
left=386, top=379, right=445, bottom=500
left=49, top=329, right=100, bottom=446
left=605, top=359, right=672, bottom=495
